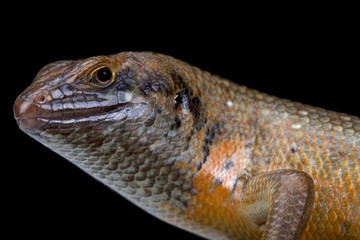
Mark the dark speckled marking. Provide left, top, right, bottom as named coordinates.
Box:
left=231, top=177, right=240, bottom=195
left=171, top=71, right=203, bottom=131
left=214, top=178, right=223, bottom=186
left=224, top=160, right=234, bottom=170
left=189, top=96, right=202, bottom=130
left=198, top=123, right=222, bottom=171
left=290, top=148, right=296, bottom=154
left=231, top=175, right=249, bottom=195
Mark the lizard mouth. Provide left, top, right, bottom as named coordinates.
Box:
left=14, top=92, right=127, bottom=132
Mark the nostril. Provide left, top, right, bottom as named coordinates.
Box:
left=35, top=94, right=46, bottom=103
left=34, top=92, right=49, bottom=104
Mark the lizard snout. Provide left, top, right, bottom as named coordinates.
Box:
left=14, top=90, right=51, bottom=132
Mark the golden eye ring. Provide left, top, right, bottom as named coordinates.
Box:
left=90, top=66, right=115, bottom=87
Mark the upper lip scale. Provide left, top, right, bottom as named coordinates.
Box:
left=14, top=92, right=128, bottom=131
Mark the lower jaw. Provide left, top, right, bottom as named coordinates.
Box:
left=17, top=117, right=45, bottom=132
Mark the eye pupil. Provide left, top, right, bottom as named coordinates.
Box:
left=96, top=67, right=113, bottom=83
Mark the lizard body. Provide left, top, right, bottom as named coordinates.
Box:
left=14, top=52, right=360, bottom=240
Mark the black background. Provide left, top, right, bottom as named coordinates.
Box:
left=5, top=7, right=358, bottom=239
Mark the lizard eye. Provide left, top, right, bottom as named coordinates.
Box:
left=90, top=67, right=115, bottom=87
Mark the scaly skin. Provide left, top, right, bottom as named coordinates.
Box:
left=14, top=52, right=360, bottom=240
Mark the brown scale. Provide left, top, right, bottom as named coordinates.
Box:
left=14, top=52, right=359, bottom=240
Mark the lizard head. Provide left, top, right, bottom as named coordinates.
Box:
left=14, top=52, right=200, bottom=200
left=15, top=53, right=170, bottom=132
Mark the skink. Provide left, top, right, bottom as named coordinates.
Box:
left=14, top=52, right=360, bottom=240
